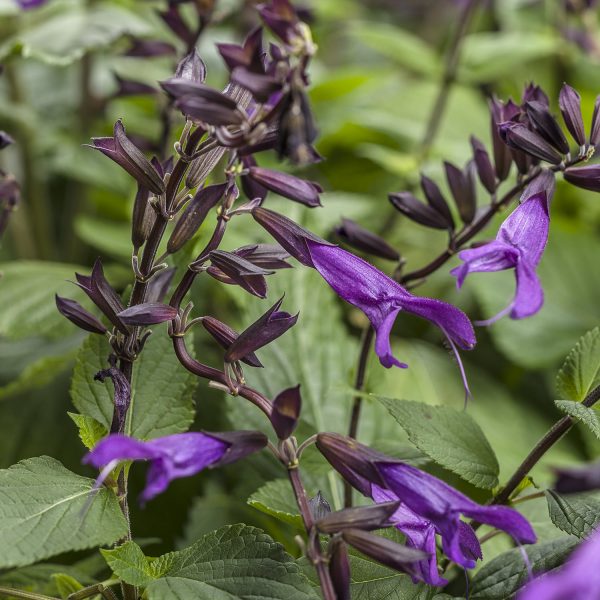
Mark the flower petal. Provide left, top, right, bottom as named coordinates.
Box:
left=451, top=241, right=519, bottom=288
left=512, top=260, right=543, bottom=319
left=374, top=308, right=407, bottom=369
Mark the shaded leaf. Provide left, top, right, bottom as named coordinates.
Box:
left=248, top=479, right=303, bottom=528
left=546, top=490, right=600, bottom=538
left=556, top=328, right=600, bottom=402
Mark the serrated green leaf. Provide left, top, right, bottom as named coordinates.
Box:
left=545, top=490, right=600, bottom=538
left=0, top=6, right=151, bottom=66
left=68, top=412, right=107, bottom=450
left=557, top=328, right=600, bottom=402
left=51, top=573, right=84, bottom=599
left=375, top=398, right=499, bottom=489
left=0, top=456, right=128, bottom=568
left=470, top=537, right=577, bottom=600
left=555, top=400, right=600, bottom=439
left=70, top=326, right=196, bottom=439
left=248, top=479, right=303, bottom=528
left=104, top=525, right=317, bottom=599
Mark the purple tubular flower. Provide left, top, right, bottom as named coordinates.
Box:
left=84, top=430, right=267, bottom=503
left=118, top=303, right=179, bottom=326
left=559, top=83, right=586, bottom=146
left=450, top=191, right=550, bottom=323
left=55, top=295, right=107, bottom=335
left=88, top=121, right=165, bottom=196
left=17, top=0, right=48, bottom=8
left=306, top=240, right=475, bottom=395
left=246, top=167, right=322, bottom=207
left=517, top=528, right=600, bottom=600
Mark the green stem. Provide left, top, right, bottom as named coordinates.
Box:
left=0, top=588, right=59, bottom=600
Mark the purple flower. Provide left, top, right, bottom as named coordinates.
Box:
left=16, top=0, right=48, bottom=9
left=84, top=431, right=267, bottom=503
left=517, top=528, right=600, bottom=600
left=306, top=240, right=475, bottom=394
left=450, top=191, right=550, bottom=324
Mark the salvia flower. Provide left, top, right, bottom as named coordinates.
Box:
left=208, top=249, right=273, bottom=298
left=306, top=240, right=475, bottom=395
left=88, top=121, right=165, bottom=196
left=16, top=0, right=48, bottom=8
left=84, top=430, right=267, bottom=503
left=317, top=433, right=537, bottom=586
left=245, top=166, right=322, bottom=207
left=201, top=316, right=263, bottom=368
left=451, top=191, right=550, bottom=324
left=517, top=527, right=600, bottom=600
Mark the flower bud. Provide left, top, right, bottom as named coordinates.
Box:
left=157, top=5, right=195, bottom=47
left=131, top=184, right=155, bottom=251
left=329, top=540, right=350, bottom=600
left=271, top=384, right=301, bottom=439
left=315, top=502, right=400, bottom=534
left=444, top=161, right=476, bottom=224
left=145, top=267, right=176, bottom=304
left=470, top=136, right=497, bottom=194
left=185, top=146, right=228, bottom=190
left=335, top=218, right=400, bottom=261
left=309, top=491, right=331, bottom=521
left=208, top=249, right=273, bottom=298
left=490, top=98, right=513, bottom=181
left=217, top=27, right=265, bottom=73
left=201, top=316, right=263, bottom=367
left=591, top=94, right=600, bottom=147
left=174, top=49, right=206, bottom=84
left=0, top=131, right=15, bottom=150
left=564, top=164, right=600, bottom=192
left=420, top=174, right=454, bottom=228
left=559, top=83, right=586, bottom=146
left=525, top=101, right=570, bottom=154
left=234, top=244, right=291, bottom=270
left=55, top=295, right=107, bottom=334
left=125, top=39, right=176, bottom=58
left=118, top=303, right=179, bottom=326
left=231, top=67, right=281, bottom=103
left=205, top=430, right=269, bottom=467
left=554, top=460, right=600, bottom=494
left=499, top=122, right=563, bottom=165
left=388, top=192, right=450, bottom=230
left=246, top=167, right=322, bottom=207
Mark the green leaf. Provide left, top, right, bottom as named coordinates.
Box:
left=470, top=537, right=577, bottom=599
left=375, top=398, right=499, bottom=489
left=68, top=412, right=108, bottom=450
left=546, top=490, right=600, bottom=538
left=557, top=328, right=600, bottom=402
left=74, top=216, right=135, bottom=261
left=555, top=400, right=600, bottom=439
left=104, top=525, right=318, bottom=599
left=51, top=573, right=84, bottom=599
left=70, top=326, right=197, bottom=439
left=0, top=261, right=88, bottom=340
left=0, top=5, right=151, bottom=65
left=0, top=456, right=128, bottom=568
left=248, top=479, right=303, bottom=528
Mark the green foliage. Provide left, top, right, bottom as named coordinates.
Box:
left=0, top=456, right=127, bottom=568
left=248, top=479, right=303, bottom=528
left=556, top=327, right=600, bottom=402
left=555, top=400, right=600, bottom=439
left=545, top=490, right=600, bottom=538
left=102, top=525, right=318, bottom=599
left=375, top=397, right=499, bottom=489
left=67, top=412, right=107, bottom=450
left=70, top=326, right=197, bottom=439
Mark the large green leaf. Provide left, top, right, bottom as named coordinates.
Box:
left=0, top=456, right=127, bottom=568
left=102, top=525, right=317, bottom=599
left=70, top=325, right=197, bottom=439
left=546, top=490, right=600, bottom=538
left=0, top=5, right=151, bottom=65
left=375, top=398, right=499, bottom=489
left=556, top=328, right=600, bottom=402
left=470, top=537, right=577, bottom=600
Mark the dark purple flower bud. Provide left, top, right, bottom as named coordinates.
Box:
left=335, top=218, right=400, bottom=261
left=388, top=192, right=450, bottom=230
left=146, top=268, right=176, bottom=304
left=113, top=74, right=157, bottom=98
left=499, top=122, right=564, bottom=165
left=341, top=529, right=427, bottom=576
left=131, top=184, right=155, bottom=252
left=240, top=156, right=268, bottom=201
left=270, top=384, right=301, bottom=439
left=208, top=249, right=273, bottom=299
left=316, top=502, right=400, bottom=534
left=252, top=206, right=332, bottom=267
left=157, top=5, right=195, bottom=47
left=329, top=540, right=350, bottom=600
left=525, top=101, right=570, bottom=154
left=309, top=491, right=331, bottom=521
left=0, top=131, right=14, bottom=150
left=89, top=121, right=165, bottom=196
left=591, top=94, right=600, bottom=147
left=205, top=430, right=269, bottom=467
left=234, top=244, right=291, bottom=270
left=559, top=83, right=586, bottom=146
left=444, top=161, right=476, bottom=224
left=231, top=67, right=281, bottom=103
left=186, top=146, right=227, bottom=190
left=246, top=167, right=322, bottom=207
left=217, top=27, right=265, bottom=74
left=0, top=174, right=19, bottom=238
left=201, top=316, right=263, bottom=367
left=470, top=136, right=497, bottom=194
left=167, top=182, right=228, bottom=254
left=95, top=360, right=131, bottom=432
left=490, top=98, right=513, bottom=181
left=258, top=0, right=303, bottom=45
left=420, top=174, right=454, bottom=228
left=564, top=164, right=600, bottom=191
left=124, top=38, right=176, bottom=58
left=55, top=295, right=107, bottom=335
left=118, top=303, right=179, bottom=326
left=225, top=296, right=298, bottom=362
left=75, top=259, right=130, bottom=335
left=554, top=460, right=600, bottom=493
left=521, top=83, right=550, bottom=107
left=174, top=49, right=206, bottom=84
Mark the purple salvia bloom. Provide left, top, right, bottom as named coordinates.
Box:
left=84, top=430, right=267, bottom=503
left=451, top=191, right=550, bottom=324
left=306, top=240, right=475, bottom=395
left=16, top=0, right=48, bottom=8
left=517, top=527, right=600, bottom=600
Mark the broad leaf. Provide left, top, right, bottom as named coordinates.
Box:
left=545, top=490, right=600, bottom=538
left=70, top=325, right=196, bottom=439
left=376, top=398, right=499, bottom=489
left=555, top=400, right=600, bottom=439
left=103, top=525, right=318, bottom=599
left=68, top=412, right=108, bottom=450
left=556, top=328, right=600, bottom=402
left=470, top=536, right=577, bottom=599
left=248, top=479, right=302, bottom=528
left=0, top=456, right=127, bottom=568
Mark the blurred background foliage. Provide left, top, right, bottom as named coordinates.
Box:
left=0, top=0, right=599, bottom=594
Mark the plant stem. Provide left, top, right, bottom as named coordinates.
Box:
left=0, top=588, right=59, bottom=600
